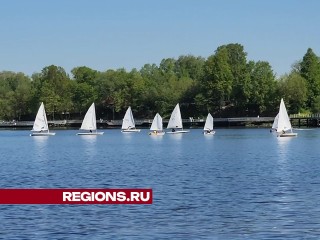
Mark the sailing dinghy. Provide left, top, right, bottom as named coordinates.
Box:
left=203, top=113, right=215, bottom=135
left=121, top=106, right=140, bottom=132
left=77, top=103, right=103, bottom=135
left=30, top=102, right=56, bottom=136
left=271, top=98, right=297, bottom=137
left=149, top=113, right=165, bottom=136
left=166, top=103, right=189, bottom=134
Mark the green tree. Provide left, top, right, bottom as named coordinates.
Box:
left=0, top=72, right=32, bottom=120
left=300, top=48, right=320, bottom=109
left=33, top=65, right=72, bottom=119
left=71, top=66, right=98, bottom=85
left=200, top=48, right=233, bottom=113
left=279, top=72, right=307, bottom=113
left=72, top=82, right=97, bottom=115
left=175, top=55, right=205, bottom=80
left=248, top=61, right=277, bottom=114
left=218, top=43, right=251, bottom=111
left=12, top=75, right=33, bottom=120
left=40, top=65, right=69, bottom=94
left=96, top=68, right=133, bottom=115
left=312, top=96, right=320, bottom=113
left=39, top=82, right=60, bottom=120
left=159, top=58, right=176, bottom=77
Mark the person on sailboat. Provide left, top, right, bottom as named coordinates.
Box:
left=172, top=129, right=176, bottom=132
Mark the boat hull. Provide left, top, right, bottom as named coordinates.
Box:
left=77, top=132, right=104, bottom=135
left=149, top=132, right=165, bottom=136
left=279, top=133, right=297, bottom=137
left=30, top=132, right=56, bottom=136
left=121, top=129, right=141, bottom=133
left=167, top=130, right=189, bottom=134
left=204, top=131, right=215, bottom=135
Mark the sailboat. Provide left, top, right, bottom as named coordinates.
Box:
left=30, top=102, right=56, bottom=136
left=166, top=103, right=189, bottom=134
left=121, top=106, right=140, bottom=132
left=203, top=113, right=215, bottom=135
left=272, top=98, right=297, bottom=137
left=77, top=103, right=104, bottom=135
left=149, top=113, right=165, bottom=136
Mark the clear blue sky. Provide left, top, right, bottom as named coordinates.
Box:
left=0, top=0, right=319, bottom=77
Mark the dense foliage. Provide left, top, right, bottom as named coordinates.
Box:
left=0, top=44, right=319, bottom=121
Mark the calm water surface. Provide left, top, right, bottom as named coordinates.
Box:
left=1, top=128, right=320, bottom=239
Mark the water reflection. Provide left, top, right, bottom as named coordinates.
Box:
left=277, top=137, right=293, bottom=160
left=79, top=135, right=97, bottom=159
left=32, top=136, right=49, bottom=159
left=79, top=135, right=97, bottom=144
left=273, top=136, right=296, bottom=228
left=149, top=134, right=164, bottom=142
left=204, top=133, right=215, bottom=141
left=276, top=137, right=293, bottom=179
left=122, top=132, right=134, bottom=141
left=30, top=136, right=49, bottom=185
left=167, top=133, right=183, bottom=140
left=32, top=136, right=49, bottom=148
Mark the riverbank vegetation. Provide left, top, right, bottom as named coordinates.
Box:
left=0, top=43, right=319, bottom=121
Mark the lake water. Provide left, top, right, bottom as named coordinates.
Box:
left=1, top=128, right=320, bottom=239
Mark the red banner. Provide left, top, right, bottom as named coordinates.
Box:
left=0, top=189, right=152, bottom=204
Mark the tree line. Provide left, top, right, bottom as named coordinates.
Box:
left=0, top=43, right=319, bottom=121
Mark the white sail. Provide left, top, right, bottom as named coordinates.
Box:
left=122, top=106, right=136, bottom=130
left=32, top=102, right=49, bottom=131
left=276, top=98, right=292, bottom=133
left=272, top=113, right=279, bottom=130
left=80, top=103, right=97, bottom=130
left=150, top=113, right=163, bottom=131
left=167, top=104, right=183, bottom=129
left=204, top=113, right=214, bottom=131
